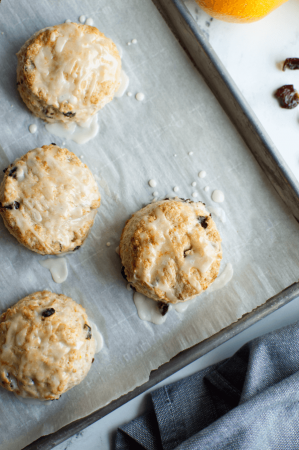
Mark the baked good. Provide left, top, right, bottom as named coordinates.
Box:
left=0, top=291, right=96, bottom=400
left=0, top=144, right=101, bottom=254
left=16, top=22, right=121, bottom=123
left=120, top=198, right=222, bottom=304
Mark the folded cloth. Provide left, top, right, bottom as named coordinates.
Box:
left=115, top=322, right=299, bottom=450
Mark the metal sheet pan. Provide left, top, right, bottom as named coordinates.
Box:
left=22, top=0, right=299, bottom=448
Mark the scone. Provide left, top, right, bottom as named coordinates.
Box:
left=16, top=22, right=121, bottom=123
left=120, top=198, right=222, bottom=304
left=0, top=291, right=96, bottom=400
left=0, top=144, right=101, bottom=254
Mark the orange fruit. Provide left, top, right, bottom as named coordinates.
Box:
left=194, top=0, right=288, bottom=23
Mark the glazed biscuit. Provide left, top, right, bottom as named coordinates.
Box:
left=0, top=291, right=96, bottom=400
left=120, top=198, right=222, bottom=304
left=0, top=144, right=101, bottom=254
left=17, top=23, right=121, bottom=123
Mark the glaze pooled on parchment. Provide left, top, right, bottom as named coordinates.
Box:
left=39, top=258, right=68, bottom=283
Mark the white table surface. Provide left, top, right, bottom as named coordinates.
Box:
left=53, top=1, right=299, bottom=449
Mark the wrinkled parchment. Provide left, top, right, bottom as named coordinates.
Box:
left=0, top=0, right=299, bottom=449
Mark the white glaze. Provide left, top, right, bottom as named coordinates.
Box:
left=6, top=146, right=99, bottom=251
left=0, top=291, right=96, bottom=399
left=174, top=154, right=177, bottom=157
left=188, top=151, right=193, bottom=155
left=65, top=19, right=71, bottom=23
left=45, top=114, right=99, bottom=144
left=180, top=236, right=218, bottom=285
left=153, top=191, right=159, bottom=197
left=115, top=246, right=120, bottom=255
left=173, top=297, right=196, bottom=313
left=127, top=42, right=131, bottom=46
left=191, top=182, right=196, bottom=187
left=207, top=205, right=226, bottom=223
left=106, top=242, right=111, bottom=247
left=29, top=124, right=37, bottom=134
left=198, top=171, right=206, bottom=178
left=39, top=258, right=68, bottom=283
left=79, top=15, right=86, bottom=23
left=85, top=18, right=94, bottom=26
left=32, top=23, right=120, bottom=121
left=114, top=70, right=129, bottom=98
left=131, top=200, right=220, bottom=303
left=192, top=192, right=198, bottom=197
left=204, top=186, right=210, bottom=192
left=127, top=92, right=133, bottom=97
left=88, top=320, right=103, bottom=353
left=136, top=92, right=145, bottom=101
left=149, top=179, right=157, bottom=188
left=133, top=292, right=170, bottom=325
left=209, top=263, right=233, bottom=292
left=211, top=190, right=225, bottom=203
left=126, top=283, right=132, bottom=291
left=173, top=186, right=179, bottom=192
left=132, top=39, right=137, bottom=44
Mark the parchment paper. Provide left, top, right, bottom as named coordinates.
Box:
left=1, top=1, right=299, bottom=449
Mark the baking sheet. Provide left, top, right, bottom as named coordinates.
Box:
left=1, top=0, right=299, bottom=449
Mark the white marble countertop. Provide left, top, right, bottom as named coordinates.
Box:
left=54, top=1, right=299, bottom=449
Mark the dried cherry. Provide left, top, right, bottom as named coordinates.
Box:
left=197, top=216, right=208, bottom=228
left=157, top=301, right=169, bottom=316
left=42, top=308, right=55, bottom=318
left=84, top=324, right=92, bottom=340
left=274, top=85, right=299, bottom=109
left=283, top=58, right=299, bottom=71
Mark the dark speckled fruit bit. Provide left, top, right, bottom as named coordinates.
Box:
left=84, top=324, right=92, bottom=339
left=42, top=308, right=55, bottom=318
left=63, top=111, right=76, bottom=118
left=3, top=168, right=7, bottom=173
left=5, top=373, right=14, bottom=389
left=51, top=143, right=57, bottom=145
left=198, top=216, right=208, bottom=228
left=274, top=85, right=299, bottom=109
left=42, top=108, right=48, bottom=115
left=179, top=198, right=194, bottom=204
left=184, top=247, right=192, bottom=258
left=283, top=58, right=299, bottom=71
left=8, top=167, right=17, bottom=178
left=0, top=202, right=14, bottom=210
left=157, top=301, right=169, bottom=316
left=121, top=266, right=128, bottom=282
left=14, top=201, right=20, bottom=210
left=73, top=245, right=81, bottom=251
left=92, top=358, right=94, bottom=363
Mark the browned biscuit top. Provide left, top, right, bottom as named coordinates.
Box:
left=120, top=199, right=222, bottom=304
left=17, top=22, right=121, bottom=122
left=0, top=291, right=96, bottom=400
left=0, top=144, right=101, bottom=254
